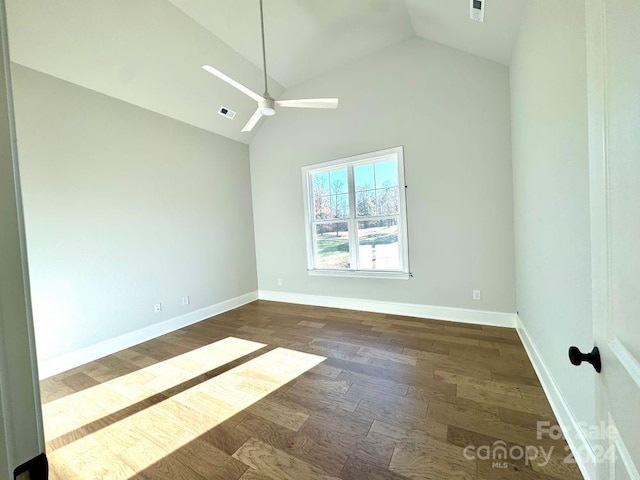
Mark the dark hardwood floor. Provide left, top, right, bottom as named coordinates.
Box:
left=40, top=300, right=583, bottom=479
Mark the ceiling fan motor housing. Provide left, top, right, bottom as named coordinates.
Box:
left=259, top=97, right=276, bottom=116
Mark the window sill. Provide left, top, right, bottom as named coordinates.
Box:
left=307, top=269, right=410, bottom=280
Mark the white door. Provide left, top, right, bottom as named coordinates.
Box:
left=586, top=0, right=640, bottom=478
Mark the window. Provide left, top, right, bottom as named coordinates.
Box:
left=302, top=146, right=409, bottom=279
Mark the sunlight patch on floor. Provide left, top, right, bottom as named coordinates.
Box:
left=46, top=347, right=326, bottom=479
left=43, top=336, right=266, bottom=441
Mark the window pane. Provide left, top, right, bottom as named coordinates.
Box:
left=312, top=171, right=330, bottom=197
left=376, top=186, right=399, bottom=215
left=331, top=194, right=350, bottom=219
left=354, top=163, right=375, bottom=192
left=311, top=171, right=331, bottom=220
left=356, top=189, right=376, bottom=217
left=314, top=195, right=331, bottom=220
left=374, top=159, right=399, bottom=188
left=357, top=219, right=400, bottom=270
left=329, top=169, right=348, bottom=194
left=315, top=222, right=350, bottom=269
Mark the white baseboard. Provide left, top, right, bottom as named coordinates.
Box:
left=258, top=290, right=516, bottom=328
left=38, top=291, right=259, bottom=379
left=515, top=315, right=597, bottom=480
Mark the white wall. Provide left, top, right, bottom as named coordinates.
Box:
left=510, top=0, right=596, bottom=445
left=0, top=1, right=42, bottom=473
left=250, top=37, right=516, bottom=314
left=12, top=65, right=258, bottom=365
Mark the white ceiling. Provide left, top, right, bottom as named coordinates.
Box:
left=167, top=0, right=416, bottom=88
left=6, top=0, right=528, bottom=143
left=406, top=0, right=529, bottom=65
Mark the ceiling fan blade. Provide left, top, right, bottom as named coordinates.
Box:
left=241, top=108, right=264, bottom=133
left=275, top=98, right=339, bottom=109
left=202, top=65, right=264, bottom=103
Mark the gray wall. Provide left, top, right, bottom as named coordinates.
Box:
left=510, top=0, right=596, bottom=431
left=250, top=37, right=516, bottom=313
left=12, top=65, right=258, bottom=363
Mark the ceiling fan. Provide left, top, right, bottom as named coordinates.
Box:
left=202, top=0, right=339, bottom=133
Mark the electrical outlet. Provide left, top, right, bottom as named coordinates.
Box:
left=182, top=296, right=190, bottom=305
left=154, top=303, right=162, bottom=313
left=473, top=290, right=482, bottom=300
left=277, top=278, right=283, bottom=286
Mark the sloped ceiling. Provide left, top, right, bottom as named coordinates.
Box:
left=166, top=0, right=416, bottom=88
left=6, top=0, right=527, bottom=144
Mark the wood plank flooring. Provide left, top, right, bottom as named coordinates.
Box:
left=40, top=300, right=583, bottom=479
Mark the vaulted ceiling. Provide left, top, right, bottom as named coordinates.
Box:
left=6, top=0, right=528, bottom=144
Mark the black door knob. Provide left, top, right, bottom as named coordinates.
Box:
left=568, top=346, right=601, bottom=373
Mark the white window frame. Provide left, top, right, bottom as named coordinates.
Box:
left=301, top=146, right=410, bottom=279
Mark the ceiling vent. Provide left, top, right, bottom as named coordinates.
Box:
left=470, top=0, right=485, bottom=22
left=218, top=106, right=236, bottom=119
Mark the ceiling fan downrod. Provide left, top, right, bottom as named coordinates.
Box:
left=259, top=0, right=270, bottom=99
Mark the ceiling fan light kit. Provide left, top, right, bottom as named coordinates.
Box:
left=259, top=97, right=276, bottom=116
left=202, top=0, right=339, bottom=132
